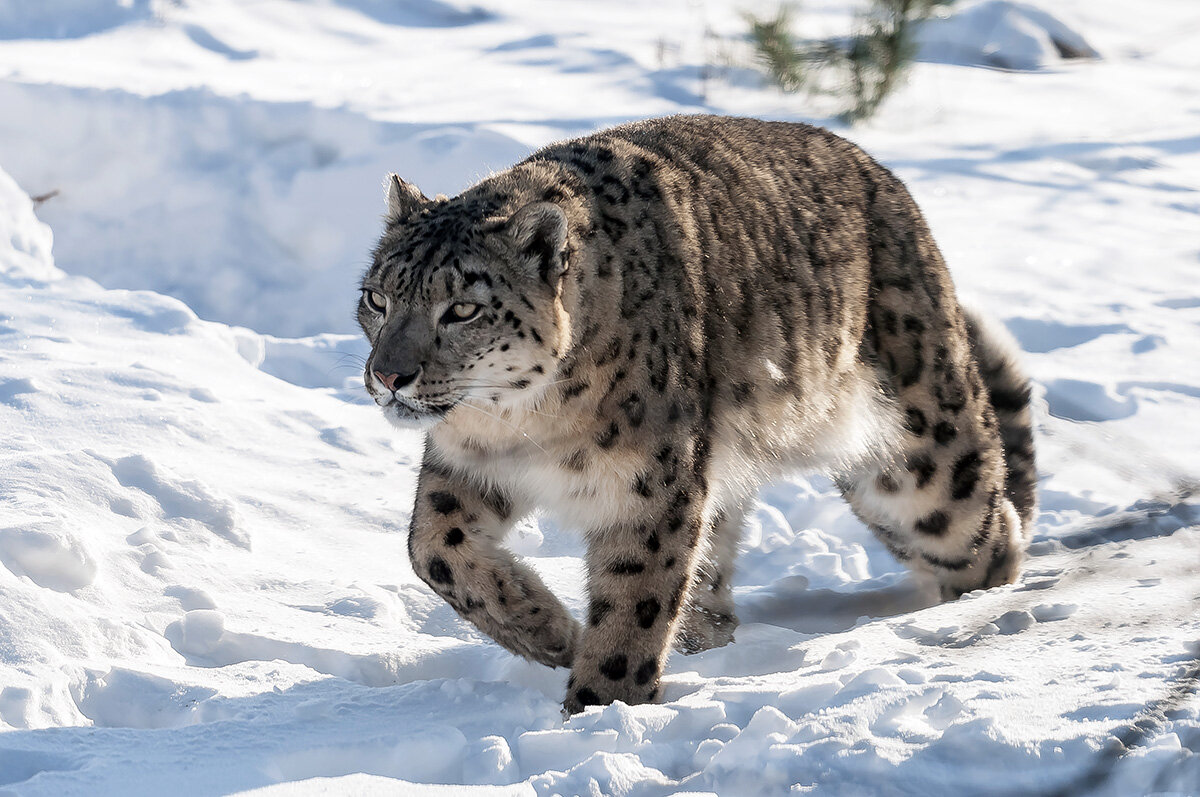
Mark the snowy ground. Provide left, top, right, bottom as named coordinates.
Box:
left=1, top=0, right=1199, bottom=794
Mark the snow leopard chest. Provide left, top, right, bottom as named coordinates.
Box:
left=429, top=414, right=650, bottom=532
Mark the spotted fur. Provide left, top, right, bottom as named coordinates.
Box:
left=358, top=115, right=1037, bottom=714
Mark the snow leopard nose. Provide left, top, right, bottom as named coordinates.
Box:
left=375, top=369, right=419, bottom=393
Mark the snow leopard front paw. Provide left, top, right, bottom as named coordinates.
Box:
left=674, top=604, right=738, bottom=654
left=523, top=611, right=580, bottom=669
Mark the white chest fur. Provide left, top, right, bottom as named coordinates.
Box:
left=428, top=403, right=648, bottom=532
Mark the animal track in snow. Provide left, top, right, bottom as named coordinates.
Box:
left=104, top=454, right=249, bottom=549
left=870, top=685, right=957, bottom=739
left=70, top=667, right=217, bottom=729
left=0, top=376, right=38, bottom=405
left=164, top=584, right=217, bottom=611
left=1043, top=378, right=1137, bottom=422
left=1004, top=317, right=1132, bottom=353
left=125, top=526, right=174, bottom=575
left=0, top=748, right=80, bottom=788
left=894, top=599, right=1078, bottom=649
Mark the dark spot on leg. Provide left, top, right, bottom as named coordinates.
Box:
left=599, top=654, right=628, bottom=681
left=620, top=392, right=646, bottom=427
left=950, top=450, right=982, bottom=501
left=876, top=472, right=899, bottom=493
left=933, top=420, right=957, bottom=445
left=971, top=490, right=1000, bottom=547
left=597, top=421, right=620, bottom=449
left=936, top=380, right=968, bottom=414
left=575, top=687, right=601, bottom=707
left=921, top=551, right=973, bottom=570
left=609, top=560, right=646, bottom=576
left=915, top=511, right=950, bottom=536
left=635, top=597, right=661, bottom=628
left=428, top=491, right=461, bottom=514
left=563, top=381, right=589, bottom=400
left=905, top=407, right=927, bottom=436
left=444, top=527, right=464, bottom=546
left=634, top=659, right=658, bottom=685
left=983, top=537, right=1013, bottom=586
left=633, top=473, right=654, bottom=498
left=589, top=599, right=613, bottom=626
left=906, top=453, right=937, bottom=488
left=667, top=577, right=688, bottom=612
left=428, top=556, right=454, bottom=585
left=900, top=339, right=925, bottom=388
left=881, top=308, right=898, bottom=335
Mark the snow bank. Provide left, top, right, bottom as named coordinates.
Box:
left=918, top=0, right=1099, bottom=71
left=0, top=82, right=534, bottom=337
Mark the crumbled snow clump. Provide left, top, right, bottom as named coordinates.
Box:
left=0, top=169, right=59, bottom=282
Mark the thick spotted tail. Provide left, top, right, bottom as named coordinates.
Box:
left=963, top=309, right=1038, bottom=535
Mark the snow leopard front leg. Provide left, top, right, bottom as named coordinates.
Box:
left=564, top=457, right=712, bottom=714
left=408, top=450, right=580, bottom=668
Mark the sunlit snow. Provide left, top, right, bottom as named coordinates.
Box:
left=1, top=0, right=1197, bottom=794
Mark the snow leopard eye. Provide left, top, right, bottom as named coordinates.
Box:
left=440, top=302, right=480, bottom=324
left=363, top=290, right=387, bottom=314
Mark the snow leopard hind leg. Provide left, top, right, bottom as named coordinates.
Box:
left=838, top=201, right=1035, bottom=600
left=673, top=497, right=751, bottom=654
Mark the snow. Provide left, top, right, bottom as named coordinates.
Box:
left=1, top=0, right=1199, bottom=794
left=0, top=0, right=158, bottom=41
left=917, top=1, right=1100, bottom=71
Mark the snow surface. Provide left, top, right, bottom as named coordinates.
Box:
left=1, top=0, right=1199, bottom=795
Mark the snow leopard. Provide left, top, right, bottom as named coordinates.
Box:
left=357, top=115, right=1037, bottom=714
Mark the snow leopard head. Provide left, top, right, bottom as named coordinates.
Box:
left=359, top=174, right=572, bottom=427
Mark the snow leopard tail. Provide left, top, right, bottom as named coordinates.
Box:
left=963, top=308, right=1038, bottom=535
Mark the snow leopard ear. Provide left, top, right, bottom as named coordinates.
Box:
left=505, top=202, right=568, bottom=286
left=385, top=174, right=428, bottom=222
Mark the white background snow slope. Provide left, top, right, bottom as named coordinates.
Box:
left=1, top=0, right=1198, bottom=795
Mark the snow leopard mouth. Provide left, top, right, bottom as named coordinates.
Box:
left=380, top=396, right=456, bottom=429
